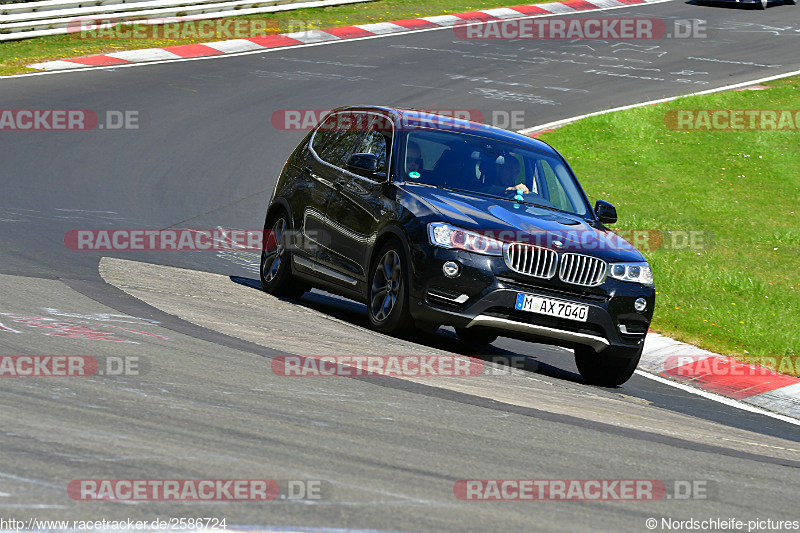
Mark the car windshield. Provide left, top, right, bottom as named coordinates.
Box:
left=399, top=129, right=590, bottom=217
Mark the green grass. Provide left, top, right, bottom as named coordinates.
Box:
left=0, top=0, right=546, bottom=76
left=539, top=76, right=800, bottom=375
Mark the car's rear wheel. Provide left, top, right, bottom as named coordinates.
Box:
left=574, top=345, right=642, bottom=387
left=455, top=327, right=498, bottom=345
left=786, top=0, right=796, bottom=5
left=260, top=211, right=306, bottom=299
left=368, top=241, right=412, bottom=334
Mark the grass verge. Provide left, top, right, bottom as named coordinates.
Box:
left=538, top=76, right=800, bottom=376
left=0, top=0, right=546, bottom=76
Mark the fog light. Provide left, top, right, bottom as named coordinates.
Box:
left=634, top=297, right=647, bottom=313
left=443, top=261, right=461, bottom=278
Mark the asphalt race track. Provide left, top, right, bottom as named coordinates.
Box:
left=1, top=1, right=800, bottom=531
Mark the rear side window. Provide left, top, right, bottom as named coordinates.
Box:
left=311, top=124, right=340, bottom=158
left=312, top=113, right=364, bottom=168
left=352, top=123, right=389, bottom=175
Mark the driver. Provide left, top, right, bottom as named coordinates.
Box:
left=405, top=141, right=423, bottom=177
left=487, top=155, right=528, bottom=196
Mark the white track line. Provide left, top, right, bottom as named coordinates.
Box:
left=517, top=68, right=800, bottom=135
left=634, top=371, right=800, bottom=427
left=2, top=0, right=675, bottom=79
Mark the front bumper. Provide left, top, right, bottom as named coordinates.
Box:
left=465, top=313, right=610, bottom=351
left=408, top=248, right=655, bottom=353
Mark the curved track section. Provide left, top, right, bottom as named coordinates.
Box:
left=1, top=2, right=800, bottom=530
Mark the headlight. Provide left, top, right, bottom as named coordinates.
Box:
left=608, top=262, right=654, bottom=287
left=428, top=223, right=503, bottom=256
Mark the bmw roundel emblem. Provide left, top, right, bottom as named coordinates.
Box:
left=552, top=240, right=563, bottom=248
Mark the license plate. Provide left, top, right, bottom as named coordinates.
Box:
left=514, top=293, right=588, bottom=322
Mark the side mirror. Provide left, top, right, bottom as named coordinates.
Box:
left=346, top=153, right=383, bottom=178
left=594, top=199, right=617, bottom=224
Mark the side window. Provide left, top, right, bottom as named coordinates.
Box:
left=321, top=130, right=362, bottom=168
left=352, top=128, right=388, bottom=174
left=409, top=135, right=447, bottom=172
left=540, top=160, right=573, bottom=212
left=508, top=153, right=525, bottom=188
left=524, top=157, right=539, bottom=194
left=311, top=115, right=341, bottom=157
left=312, top=113, right=363, bottom=168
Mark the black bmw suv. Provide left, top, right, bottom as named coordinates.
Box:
left=261, top=106, right=655, bottom=386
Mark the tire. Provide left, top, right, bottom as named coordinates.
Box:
left=786, top=0, right=796, bottom=5
left=367, top=241, right=412, bottom=335
left=759, top=0, right=768, bottom=8
left=455, top=327, right=498, bottom=345
left=574, top=345, right=643, bottom=387
left=260, top=210, right=306, bottom=299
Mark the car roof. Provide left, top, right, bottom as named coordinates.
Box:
left=327, top=105, right=560, bottom=157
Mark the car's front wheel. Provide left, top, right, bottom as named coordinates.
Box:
left=574, top=345, right=643, bottom=387
left=368, top=241, right=412, bottom=334
left=260, top=211, right=306, bottom=299
left=759, top=0, right=768, bottom=8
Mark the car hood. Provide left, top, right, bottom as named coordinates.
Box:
left=401, top=184, right=646, bottom=262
